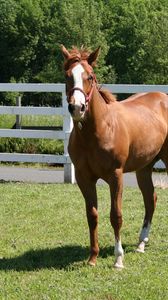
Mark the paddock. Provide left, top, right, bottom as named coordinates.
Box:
left=0, top=182, right=167, bottom=299
left=0, top=83, right=168, bottom=298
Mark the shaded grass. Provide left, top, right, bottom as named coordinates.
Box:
left=0, top=183, right=168, bottom=299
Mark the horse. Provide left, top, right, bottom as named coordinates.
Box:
left=61, top=44, right=168, bottom=268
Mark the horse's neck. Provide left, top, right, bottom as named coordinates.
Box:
left=73, top=87, right=108, bottom=139
left=89, top=87, right=107, bottom=124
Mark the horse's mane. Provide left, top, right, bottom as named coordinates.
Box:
left=69, top=46, right=90, bottom=60
left=63, top=46, right=91, bottom=71
left=99, top=88, right=116, bottom=103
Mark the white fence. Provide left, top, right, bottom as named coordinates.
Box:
left=0, top=83, right=75, bottom=183
left=0, top=83, right=167, bottom=183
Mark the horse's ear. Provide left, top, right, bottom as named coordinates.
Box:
left=61, top=44, right=70, bottom=59
left=88, top=46, right=100, bottom=66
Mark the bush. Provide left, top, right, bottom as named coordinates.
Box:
left=0, top=137, right=64, bottom=155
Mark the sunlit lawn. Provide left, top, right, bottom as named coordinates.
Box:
left=0, top=114, right=63, bottom=128
left=0, top=183, right=168, bottom=299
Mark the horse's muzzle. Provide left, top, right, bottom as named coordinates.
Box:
left=68, top=103, right=86, bottom=120
left=68, top=103, right=76, bottom=114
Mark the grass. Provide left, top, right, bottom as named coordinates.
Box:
left=0, top=183, right=168, bottom=300
left=0, top=114, right=63, bottom=128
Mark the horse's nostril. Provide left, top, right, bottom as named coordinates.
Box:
left=81, top=104, right=85, bottom=112
left=68, top=103, right=75, bottom=114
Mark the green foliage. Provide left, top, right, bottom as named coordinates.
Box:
left=105, top=0, right=168, bottom=84
left=0, top=137, right=63, bottom=155
left=37, top=0, right=114, bottom=84
left=0, top=184, right=168, bottom=299
left=1, top=0, right=168, bottom=104
left=1, top=77, right=21, bottom=106
left=0, top=0, right=45, bottom=83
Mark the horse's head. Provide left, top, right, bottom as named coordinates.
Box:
left=61, top=45, right=100, bottom=121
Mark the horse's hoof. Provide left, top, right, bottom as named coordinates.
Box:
left=87, top=260, right=96, bottom=267
left=114, top=256, right=124, bottom=269
left=136, top=248, right=145, bottom=253
left=136, top=241, right=145, bottom=253
left=114, top=262, right=124, bottom=269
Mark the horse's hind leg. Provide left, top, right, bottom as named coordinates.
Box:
left=136, top=164, right=157, bottom=253
left=158, top=142, right=168, bottom=174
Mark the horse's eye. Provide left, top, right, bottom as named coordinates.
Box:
left=88, top=75, right=93, bottom=81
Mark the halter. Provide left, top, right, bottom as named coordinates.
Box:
left=67, top=73, right=97, bottom=106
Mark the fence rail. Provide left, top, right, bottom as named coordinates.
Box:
left=0, top=83, right=166, bottom=182
left=0, top=106, right=64, bottom=115
left=0, top=83, right=75, bottom=183
left=104, top=84, right=168, bottom=94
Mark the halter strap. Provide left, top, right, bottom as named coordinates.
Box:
left=67, top=74, right=97, bottom=104
left=68, top=87, right=87, bottom=101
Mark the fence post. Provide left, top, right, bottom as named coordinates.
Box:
left=62, top=88, right=75, bottom=183
left=16, top=96, right=22, bottom=129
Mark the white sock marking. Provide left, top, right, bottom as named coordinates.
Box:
left=139, top=222, right=151, bottom=243
left=114, top=240, right=124, bottom=257
left=114, top=239, right=124, bottom=268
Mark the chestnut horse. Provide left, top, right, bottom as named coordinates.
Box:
left=61, top=45, right=168, bottom=268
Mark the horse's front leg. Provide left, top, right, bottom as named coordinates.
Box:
left=109, top=168, right=124, bottom=268
left=75, top=170, right=99, bottom=266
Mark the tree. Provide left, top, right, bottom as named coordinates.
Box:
left=37, top=0, right=116, bottom=84
left=0, top=0, right=46, bottom=83
left=105, top=0, right=168, bottom=84
left=1, top=0, right=168, bottom=106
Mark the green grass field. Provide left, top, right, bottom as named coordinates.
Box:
left=0, top=183, right=168, bottom=300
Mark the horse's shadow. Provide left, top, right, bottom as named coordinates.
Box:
left=0, top=244, right=135, bottom=272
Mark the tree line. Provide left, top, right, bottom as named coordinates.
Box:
left=0, top=0, right=168, bottom=105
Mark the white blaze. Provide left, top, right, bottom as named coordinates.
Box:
left=72, top=64, right=85, bottom=106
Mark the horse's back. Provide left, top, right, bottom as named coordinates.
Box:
left=123, top=91, right=168, bottom=108
left=121, top=92, right=168, bottom=122
left=118, top=92, right=168, bottom=172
